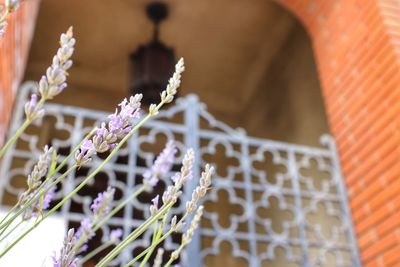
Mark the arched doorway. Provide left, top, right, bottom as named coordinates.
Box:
left=7, top=1, right=398, bottom=266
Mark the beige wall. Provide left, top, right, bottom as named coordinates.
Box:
left=241, top=22, right=329, bottom=146
left=24, top=22, right=329, bottom=147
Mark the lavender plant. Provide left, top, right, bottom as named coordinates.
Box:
left=0, top=24, right=75, bottom=157
left=0, top=6, right=213, bottom=265
left=0, top=0, right=20, bottom=37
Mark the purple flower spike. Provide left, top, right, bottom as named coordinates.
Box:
left=75, top=139, right=96, bottom=166
left=0, top=22, right=7, bottom=37
left=24, top=94, right=44, bottom=121
left=75, top=218, right=93, bottom=239
left=171, top=173, right=180, bottom=185
left=150, top=195, right=159, bottom=216
left=22, top=183, right=57, bottom=221
left=89, top=94, right=143, bottom=155
left=39, top=27, right=75, bottom=100
left=152, top=195, right=159, bottom=207
left=74, top=218, right=94, bottom=253
left=52, top=228, right=77, bottom=267
left=39, top=184, right=56, bottom=210
left=143, top=141, right=177, bottom=188
left=118, top=95, right=142, bottom=120
left=107, top=94, right=142, bottom=140
left=91, top=186, right=115, bottom=221
left=108, top=113, right=123, bottom=133
left=81, top=139, right=95, bottom=151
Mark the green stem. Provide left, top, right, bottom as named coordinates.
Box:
left=0, top=204, right=18, bottom=232
left=94, top=186, right=145, bottom=233
left=0, top=219, right=24, bottom=243
left=124, top=213, right=189, bottom=267
left=138, top=222, right=159, bottom=267
left=0, top=102, right=165, bottom=258
left=79, top=240, right=114, bottom=265
left=13, top=128, right=94, bottom=225
left=124, top=228, right=174, bottom=267
left=52, top=129, right=95, bottom=177
left=0, top=96, right=46, bottom=158
left=164, top=245, right=183, bottom=267
left=139, top=200, right=173, bottom=267
left=0, top=166, right=76, bottom=231
left=0, top=115, right=90, bottom=230
left=96, top=202, right=173, bottom=267
left=0, top=216, right=14, bottom=238
left=72, top=186, right=146, bottom=253
left=0, top=120, right=30, bottom=158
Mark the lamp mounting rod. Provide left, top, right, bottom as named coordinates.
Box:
left=146, top=2, right=168, bottom=25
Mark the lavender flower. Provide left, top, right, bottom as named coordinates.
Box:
left=74, top=218, right=94, bottom=253
left=40, top=184, right=57, bottom=210
left=79, top=95, right=142, bottom=165
left=74, top=139, right=96, bottom=166
left=171, top=216, right=185, bottom=233
left=168, top=206, right=204, bottom=264
left=162, top=149, right=195, bottom=205
left=148, top=104, right=159, bottom=115
left=39, top=27, right=75, bottom=100
left=160, top=58, right=185, bottom=104
left=19, top=145, right=53, bottom=209
left=27, top=145, right=53, bottom=190
left=182, top=206, right=203, bottom=245
left=0, top=21, right=7, bottom=37
left=24, top=94, right=44, bottom=121
left=143, top=141, right=177, bottom=187
left=92, top=123, right=110, bottom=153
left=185, top=164, right=213, bottom=215
left=52, top=228, right=78, bottom=267
left=23, top=27, right=75, bottom=124
left=149, top=195, right=159, bottom=216
left=72, top=187, right=116, bottom=252
left=106, top=95, right=142, bottom=139
left=170, top=173, right=180, bottom=184
left=91, top=186, right=115, bottom=221
left=173, top=149, right=195, bottom=187
left=110, top=228, right=123, bottom=243
left=74, top=59, right=182, bottom=166
left=22, top=184, right=56, bottom=220
left=116, top=95, right=142, bottom=122
left=0, top=1, right=20, bottom=37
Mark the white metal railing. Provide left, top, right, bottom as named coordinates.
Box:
left=0, top=82, right=361, bottom=266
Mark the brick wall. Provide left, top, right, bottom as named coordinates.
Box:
left=0, top=0, right=39, bottom=143
left=280, top=0, right=400, bottom=266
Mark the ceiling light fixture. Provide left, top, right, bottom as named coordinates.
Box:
left=129, top=1, right=176, bottom=105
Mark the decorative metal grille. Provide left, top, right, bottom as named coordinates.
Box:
left=0, top=82, right=361, bottom=267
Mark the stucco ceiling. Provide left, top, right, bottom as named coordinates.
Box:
left=24, top=0, right=296, bottom=114
left=23, top=0, right=330, bottom=146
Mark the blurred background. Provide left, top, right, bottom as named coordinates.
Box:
left=2, top=0, right=399, bottom=266
left=24, top=0, right=329, bottom=146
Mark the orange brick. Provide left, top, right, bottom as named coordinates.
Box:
left=353, top=188, right=400, bottom=234
left=361, top=232, right=398, bottom=262
left=359, top=229, right=378, bottom=250
left=380, top=244, right=400, bottom=266
left=376, top=211, right=400, bottom=238
left=263, top=1, right=400, bottom=265
left=0, top=0, right=40, bottom=142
